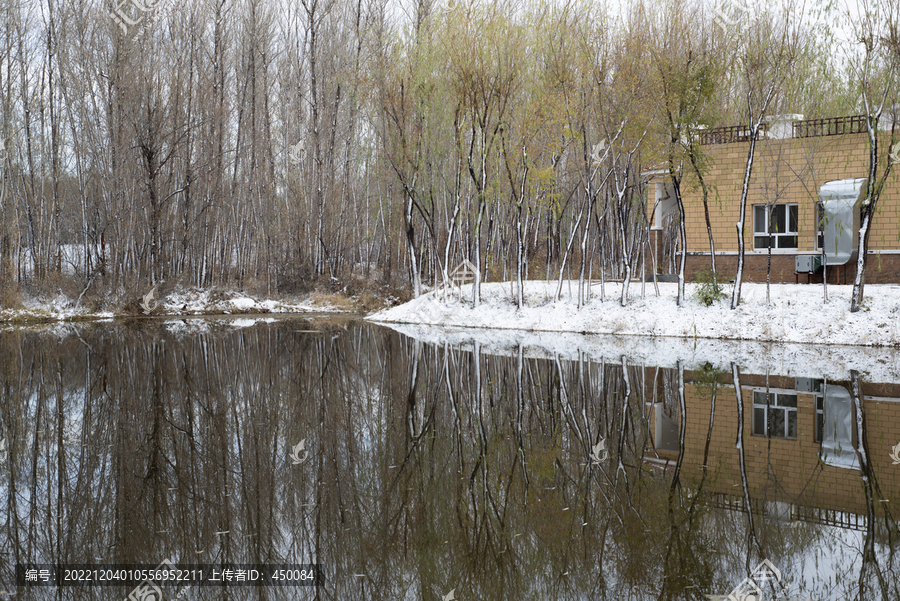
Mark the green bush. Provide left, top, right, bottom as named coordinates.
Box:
left=692, top=268, right=726, bottom=306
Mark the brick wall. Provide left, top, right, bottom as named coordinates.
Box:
left=649, top=131, right=900, bottom=283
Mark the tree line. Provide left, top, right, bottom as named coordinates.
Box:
left=0, top=0, right=896, bottom=309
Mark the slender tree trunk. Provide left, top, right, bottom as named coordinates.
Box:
left=469, top=127, right=488, bottom=308
left=688, top=143, right=716, bottom=277
left=670, top=176, right=687, bottom=306
left=617, top=188, right=632, bottom=307
left=851, top=114, right=895, bottom=311
left=556, top=198, right=584, bottom=302
left=443, top=163, right=462, bottom=299
left=731, top=126, right=761, bottom=309
left=404, top=190, right=421, bottom=297
left=731, top=362, right=758, bottom=551
left=577, top=198, right=591, bottom=310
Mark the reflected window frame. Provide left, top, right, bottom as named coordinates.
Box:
left=814, top=394, right=825, bottom=443
left=752, top=389, right=798, bottom=440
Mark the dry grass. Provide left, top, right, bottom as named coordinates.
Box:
left=308, top=291, right=357, bottom=312
left=0, top=285, right=23, bottom=310
left=352, top=291, right=393, bottom=313
left=0, top=272, right=403, bottom=321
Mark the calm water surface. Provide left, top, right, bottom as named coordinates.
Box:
left=1, top=317, right=899, bottom=600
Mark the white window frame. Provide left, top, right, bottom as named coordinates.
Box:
left=753, top=203, right=799, bottom=250
left=752, top=390, right=798, bottom=439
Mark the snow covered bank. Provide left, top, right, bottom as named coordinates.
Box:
left=368, top=280, right=900, bottom=348
left=0, top=287, right=358, bottom=326
left=159, top=288, right=354, bottom=315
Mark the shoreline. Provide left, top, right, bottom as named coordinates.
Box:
left=368, top=280, right=900, bottom=348
left=5, top=279, right=900, bottom=351
left=0, top=287, right=379, bottom=327
left=377, top=322, right=900, bottom=383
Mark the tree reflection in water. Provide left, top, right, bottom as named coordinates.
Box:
left=0, top=319, right=898, bottom=600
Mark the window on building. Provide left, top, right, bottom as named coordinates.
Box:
left=753, top=203, right=798, bottom=249
left=815, top=201, right=825, bottom=250
left=752, top=391, right=798, bottom=439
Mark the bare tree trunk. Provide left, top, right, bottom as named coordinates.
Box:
left=469, top=127, right=489, bottom=308
left=731, top=362, right=759, bottom=554
left=404, top=190, right=421, bottom=297
left=556, top=197, right=584, bottom=302
left=688, top=143, right=716, bottom=276
left=617, top=184, right=632, bottom=307
left=731, top=121, right=762, bottom=310
left=671, top=176, right=687, bottom=306
left=16, top=18, right=41, bottom=284
left=443, top=158, right=462, bottom=299
left=515, top=170, right=528, bottom=310
left=851, top=113, right=896, bottom=311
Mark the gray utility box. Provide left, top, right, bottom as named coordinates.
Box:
left=795, top=255, right=823, bottom=273
left=795, top=377, right=823, bottom=393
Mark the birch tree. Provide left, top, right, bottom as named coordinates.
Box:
left=730, top=7, right=804, bottom=309
left=847, top=0, right=900, bottom=312
left=376, top=0, right=446, bottom=298
left=646, top=0, right=723, bottom=305
left=604, top=12, right=652, bottom=307
left=446, top=2, right=522, bottom=307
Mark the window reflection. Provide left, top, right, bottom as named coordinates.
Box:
left=752, top=390, right=798, bottom=439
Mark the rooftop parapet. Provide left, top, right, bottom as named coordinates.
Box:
left=699, top=114, right=870, bottom=144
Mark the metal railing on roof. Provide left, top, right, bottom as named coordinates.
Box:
left=699, top=123, right=767, bottom=145
left=791, top=503, right=867, bottom=531
left=698, top=114, right=869, bottom=145
left=792, top=114, right=868, bottom=138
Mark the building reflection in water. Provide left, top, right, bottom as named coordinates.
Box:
left=0, top=319, right=898, bottom=600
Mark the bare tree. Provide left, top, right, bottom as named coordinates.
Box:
left=730, top=8, right=804, bottom=309
left=847, top=0, right=900, bottom=312
left=646, top=0, right=725, bottom=304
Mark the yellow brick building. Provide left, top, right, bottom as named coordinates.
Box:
left=648, top=115, right=900, bottom=283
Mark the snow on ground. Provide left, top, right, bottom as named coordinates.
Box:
left=0, top=293, right=117, bottom=325
left=368, top=280, right=900, bottom=381
left=159, top=288, right=347, bottom=315
left=369, top=280, right=900, bottom=347
left=0, top=287, right=355, bottom=325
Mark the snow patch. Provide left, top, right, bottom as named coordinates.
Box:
left=368, top=281, right=900, bottom=348
left=1, top=286, right=356, bottom=325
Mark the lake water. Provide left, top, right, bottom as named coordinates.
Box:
left=1, top=317, right=899, bottom=600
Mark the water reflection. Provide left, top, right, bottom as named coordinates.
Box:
left=0, top=318, right=898, bottom=600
